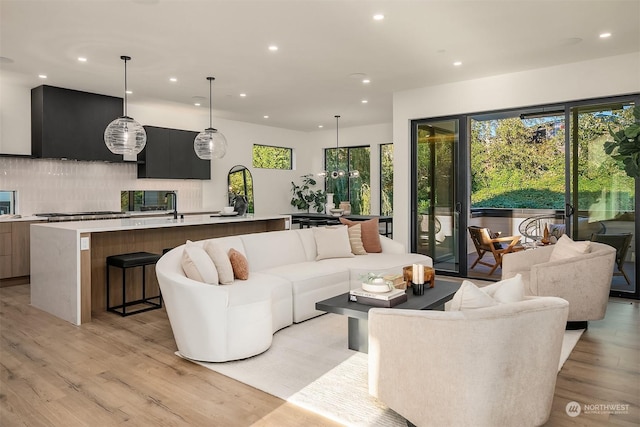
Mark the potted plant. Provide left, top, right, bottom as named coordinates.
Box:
left=604, top=105, right=640, bottom=179
left=290, top=174, right=327, bottom=212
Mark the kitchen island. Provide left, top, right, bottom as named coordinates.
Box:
left=30, top=214, right=290, bottom=325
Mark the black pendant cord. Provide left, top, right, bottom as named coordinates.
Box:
left=335, top=115, right=340, bottom=172
left=121, top=55, right=131, bottom=118
left=208, top=76, right=215, bottom=129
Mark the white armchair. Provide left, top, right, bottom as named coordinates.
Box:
left=368, top=297, right=569, bottom=427
left=501, top=241, right=615, bottom=323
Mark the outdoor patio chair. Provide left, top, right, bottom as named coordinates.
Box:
left=468, top=226, right=522, bottom=275
left=591, top=233, right=633, bottom=286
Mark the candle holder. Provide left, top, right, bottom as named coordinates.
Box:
left=402, top=265, right=436, bottom=290
left=412, top=281, right=425, bottom=295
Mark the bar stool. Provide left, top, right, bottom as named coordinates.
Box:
left=106, top=251, right=162, bottom=316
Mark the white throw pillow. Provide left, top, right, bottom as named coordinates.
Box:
left=181, top=240, right=219, bottom=284
left=487, top=274, right=525, bottom=303
left=447, top=280, right=498, bottom=311
left=549, top=234, right=591, bottom=261
left=204, top=241, right=235, bottom=285
left=313, top=225, right=355, bottom=261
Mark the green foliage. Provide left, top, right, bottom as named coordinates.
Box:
left=252, top=144, right=292, bottom=169
left=290, top=174, right=326, bottom=212
left=604, top=105, right=640, bottom=179
left=380, top=144, right=394, bottom=215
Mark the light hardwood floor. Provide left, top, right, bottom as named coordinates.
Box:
left=1, top=284, right=638, bottom=426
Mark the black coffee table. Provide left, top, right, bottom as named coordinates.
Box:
left=315, top=279, right=460, bottom=353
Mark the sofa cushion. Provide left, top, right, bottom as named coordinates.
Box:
left=549, top=235, right=591, bottom=261
left=347, top=223, right=367, bottom=255
left=181, top=240, right=219, bottom=284
left=229, top=248, right=249, bottom=280
left=204, top=241, right=235, bottom=285
left=241, top=230, right=307, bottom=271
left=483, top=274, right=525, bottom=303
left=340, top=217, right=382, bottom=253
left=313, top=225, right=355, bottom=260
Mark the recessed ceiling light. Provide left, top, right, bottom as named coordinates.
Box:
left=263, top=115, right=269, bottom=119
left=240, top=93, right=247, bottom=97
left=453, top=61, right=462, bottom=66
left=38, top=74, right=47, bottom=79
left=169, top=77, right=177, bottom=82
left=77, top=57, right=87, bottom=62
left=194, top=102, right=201, bottom=107
left=268, top=45, right=278, bottom=52
left=361, top=99, right=368, bottom=104
left=599, top=32, right=612, bottom=38
left=318, top=125, right=324, bottom=128
left=125, top=90, right=133, bottom=95
left=362, top=78, right=371, bottom=84
left=373, top=14, right=384, bottom=21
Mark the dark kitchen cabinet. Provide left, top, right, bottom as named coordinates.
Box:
left=31, top=85, right=125, bottom=162
left=137, top=126, right=211, bottom=179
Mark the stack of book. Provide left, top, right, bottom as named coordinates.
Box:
left=348, top=287, right=408, bottom=307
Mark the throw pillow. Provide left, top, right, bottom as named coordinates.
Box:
left=549, top=234, right=591, bottom=262
left=484, top=274, right=525, bottom=303
left=346, top=223, right=367, bottom=255
left=204, top=241, right=235, bottom=285
left=181, top=241, right=219, bottom=284
left=313, top=225, right=355, bottom=261
left=228, top=248, right=249, bottom=280
left=339, top=217, right=382, bottom=253
left=447, top=280, right=498, bottom=311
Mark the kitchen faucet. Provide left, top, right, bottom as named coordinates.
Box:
left=165, top=191, right=178, bottom=220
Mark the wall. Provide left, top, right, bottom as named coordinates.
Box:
left=392, top=53, right=640, bottom=249
left=0, top=76, right=315, bottom=216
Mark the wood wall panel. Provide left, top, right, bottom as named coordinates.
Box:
left=89, top=219, right=286, bottom=317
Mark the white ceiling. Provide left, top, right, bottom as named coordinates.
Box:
left=1, top=0, right=639, bottom=131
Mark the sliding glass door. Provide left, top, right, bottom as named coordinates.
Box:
left=411, top=118, right=465, bottom=275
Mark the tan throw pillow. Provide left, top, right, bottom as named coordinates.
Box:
left=228, top=248, right=249, bottom=280
left=447, top=280, right=497, bottom=311
left=339, top=217, right=382, bottom=253
left=346, top=223, right=367, bottom=255
left=204, top=241, right=235, bottom=285
left=181, top=240, right=219, bottom=284
left=549, top=235, right=591, bottom=262
left=313, top=225, right=355, bottom=261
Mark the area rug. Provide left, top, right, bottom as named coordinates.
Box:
left=178, top=313, right=583, bottom=427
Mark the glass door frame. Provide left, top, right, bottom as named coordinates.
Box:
left=410, top=115, right=468, bottom=278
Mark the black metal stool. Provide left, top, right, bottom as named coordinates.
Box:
left=106, top=251, right=162, bottom=316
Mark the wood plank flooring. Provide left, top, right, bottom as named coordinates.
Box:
left=1, top=284, right=638, bottom=426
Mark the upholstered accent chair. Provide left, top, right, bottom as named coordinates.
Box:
left=502, top=240, right=615, bottom=324
left=368, top=296, right=569, bottom=427
left=468, top=226, right=522, bottom=275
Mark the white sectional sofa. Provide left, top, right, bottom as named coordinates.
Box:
left=156, top=227, right=432, bottom=362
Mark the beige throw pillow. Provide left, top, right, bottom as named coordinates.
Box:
left=339, top=217, right=382, bottom=253
left=484, top=274, right=525, bottom=303
left=204, top=241, right=235, bottom=285
left=549, top=235, right=591, bottom=261
left=346, top=223, right=367, bottom=255
left=313, top=225, right=355, bottom=261
left=181, top=240, right=219, bottom=284
left=447, top=280, right=497, bottom=311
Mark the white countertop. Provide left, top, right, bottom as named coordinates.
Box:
left=0, top=215, right=47, bottom=222
left=30, top=214, right=290, bottom=233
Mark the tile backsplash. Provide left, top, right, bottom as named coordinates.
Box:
left=0, top=157, right=203, bottom=216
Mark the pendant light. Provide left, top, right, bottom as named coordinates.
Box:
left=104, top=56, right=147, bottom=156
left=319, top=115, right=359, bottom=179
left=194, top=76, right=227, bottom=159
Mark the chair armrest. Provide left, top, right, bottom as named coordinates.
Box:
left=501, top=246, right=553, bottom=279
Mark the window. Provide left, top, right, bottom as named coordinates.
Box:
left=0, top=191, right=16, bottom=215
left=380, top=144, right=393, bottom=215
left=121, top=191, right=174, bottom=212
left=252, top=144, right=292, bottom=169
left=324, top=146, right=370, bottom=215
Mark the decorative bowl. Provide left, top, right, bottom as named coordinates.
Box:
left=330, top=208, right=344, bottom=216
left=362, top=280, right=394, bottom=293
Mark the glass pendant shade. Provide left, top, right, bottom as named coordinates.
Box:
left=194, top=127, right=228, bottom=160
left=104, top=56, right=146, bottom=156
left=195, top=76, right=227, bottom=160
left=104, top=116, right=146, bottom=155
